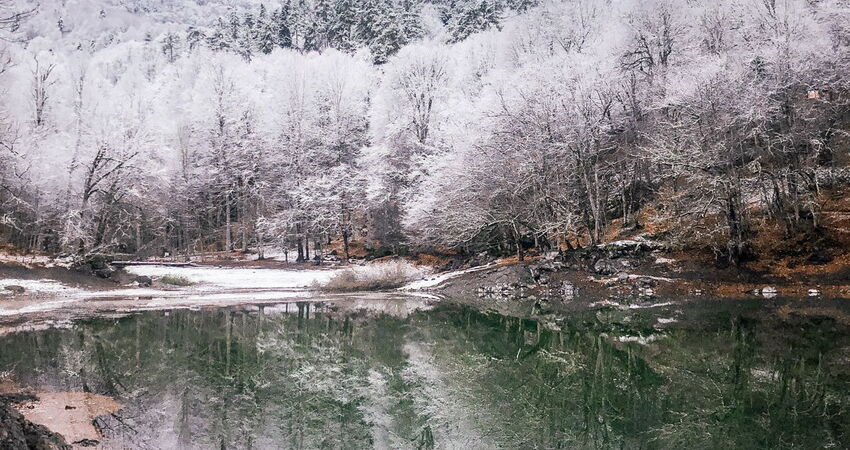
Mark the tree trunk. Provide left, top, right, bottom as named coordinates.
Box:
left=342, top=230, right=350, bottom=262
left=225, top=197, right=232, bottom=252
left=135, top=217, right=142, bottom=255
left=315, top=239, right=322, bottom=265
left=257, top=229, right=265, bottom=260
left=513, top=223, right=524, bottom=261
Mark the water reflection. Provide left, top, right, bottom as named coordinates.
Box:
left=1, top=298, right=849, bottom=449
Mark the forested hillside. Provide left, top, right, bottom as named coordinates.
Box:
left=1, top=0, right=849, bottom=264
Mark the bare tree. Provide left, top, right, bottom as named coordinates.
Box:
left=31, top=55, right=56, bottom=127
left=394, top=52, right=447, bottom=145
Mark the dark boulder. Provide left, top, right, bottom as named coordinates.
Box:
left=135, top=276, right=152, bottom=287
left=74, top=254, right=116, bottom=279
left=593, top=258, right=636, bottom=275
left=599, top=239, right=659, bottom=259
left=807, top=250, right=833, bottom=265
left=3, top=285, right=25, bottom=294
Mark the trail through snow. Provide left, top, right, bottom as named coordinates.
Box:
left=399, top=263, right=497, bottom=290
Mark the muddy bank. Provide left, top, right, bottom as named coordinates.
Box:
left=1, top=375, right=123, bottom=450
left=0, top=393, right=70, bottom=450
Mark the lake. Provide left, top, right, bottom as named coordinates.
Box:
left=1, top=295, right=849, bottom=449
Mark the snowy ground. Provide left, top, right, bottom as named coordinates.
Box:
left=0, top=262, right=468, bottom=319
left=124, top=265, right=335, bottom=290
left=0, top=265, right=335, bottom=318
left=399, top=262, right=497, bottom=290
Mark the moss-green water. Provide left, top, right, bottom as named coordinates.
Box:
left=1, top=298, right=849, bottom=449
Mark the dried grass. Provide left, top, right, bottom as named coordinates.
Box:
left=159, top=274, right=195, bottom=286
left=321, top=260, right=427, bottom=292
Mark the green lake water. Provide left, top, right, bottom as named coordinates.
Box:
left=1, top=297, right=849, bottom=449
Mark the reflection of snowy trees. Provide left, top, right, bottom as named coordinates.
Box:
left=1, top=302, right=849, bottom=447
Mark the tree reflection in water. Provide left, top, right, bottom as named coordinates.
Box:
left=1, top=299, right=849, bottom=449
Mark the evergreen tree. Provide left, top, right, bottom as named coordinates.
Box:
left=186, top=26, right=205, bottom=51
left=275, top=7, right=293, bottom=49
left=369, top=1, right=405, bottom=64
left=161, top=32, right=180, bottom=63
left=332, top=0, right=358, bottom=52
left=228, top=12, right=241, bottom=41
left=243, top=11, right=256, bottom=32
left=438, top=0, right=456, bottom=25
left=303, top=21, right=319, bottom=52
left=289, top=0, right=311, bottom=50
left=313, top=0, right=335, bottom=50
left=506, top=0, right=537, bottom=12
left=399, top=0, right=424, bottom=44
left=256, top=12, right=278, bottom=54
left=355, top=0, right=382, bottom=45
left=236, top=12, right=256, bottom=60
left=446, top=0, right=502, bottom=44
left=206, top=19, right=230, bottom=51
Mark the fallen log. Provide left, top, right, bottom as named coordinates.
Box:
left=111, top=261, right=197, bottom=267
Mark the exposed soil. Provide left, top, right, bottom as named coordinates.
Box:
left=0, top=376, right=121, bottom=450
left=0, top=392, right=71, bottom=450
left=15, top=393, right=121, bottom=449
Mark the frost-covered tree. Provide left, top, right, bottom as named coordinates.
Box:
left=0, top=0, right=848, bottom=263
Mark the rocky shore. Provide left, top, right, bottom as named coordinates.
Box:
left=432, top=238, right=850, bottom=314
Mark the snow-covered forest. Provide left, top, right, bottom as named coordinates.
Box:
left=0, top=0, right=849, bottom=263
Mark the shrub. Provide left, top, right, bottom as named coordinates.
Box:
left=321, top=260, right=427, bottom=292
left=159, top=274, right=195, bottom=286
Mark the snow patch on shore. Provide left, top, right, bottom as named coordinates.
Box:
left=124, top=265, right=335, bottom=289
left=0, top=279, right=79, bottom=295
left=400, top=263, right=497, bottom=291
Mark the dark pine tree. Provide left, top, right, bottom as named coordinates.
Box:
left=313, top=0, right=335, bottom=50
left=399, top=0, right=424, bottom=44
left=332, top=0, right=358, bottom=52
left=368, top=0, right=405, bottom=64
left=256, top=8, right=278, bottom=54
left=161, top=32, right=180, bottom=63
left=186, top=26, right=205, bottom=51
left=447, top=0, right=502, bottom=44
left=275, top=5, right=293, bottom=49
left=206, top=19, right=230, bottom=51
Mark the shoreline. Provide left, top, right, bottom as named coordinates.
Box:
left=1, top=246, right=848, bottom=325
